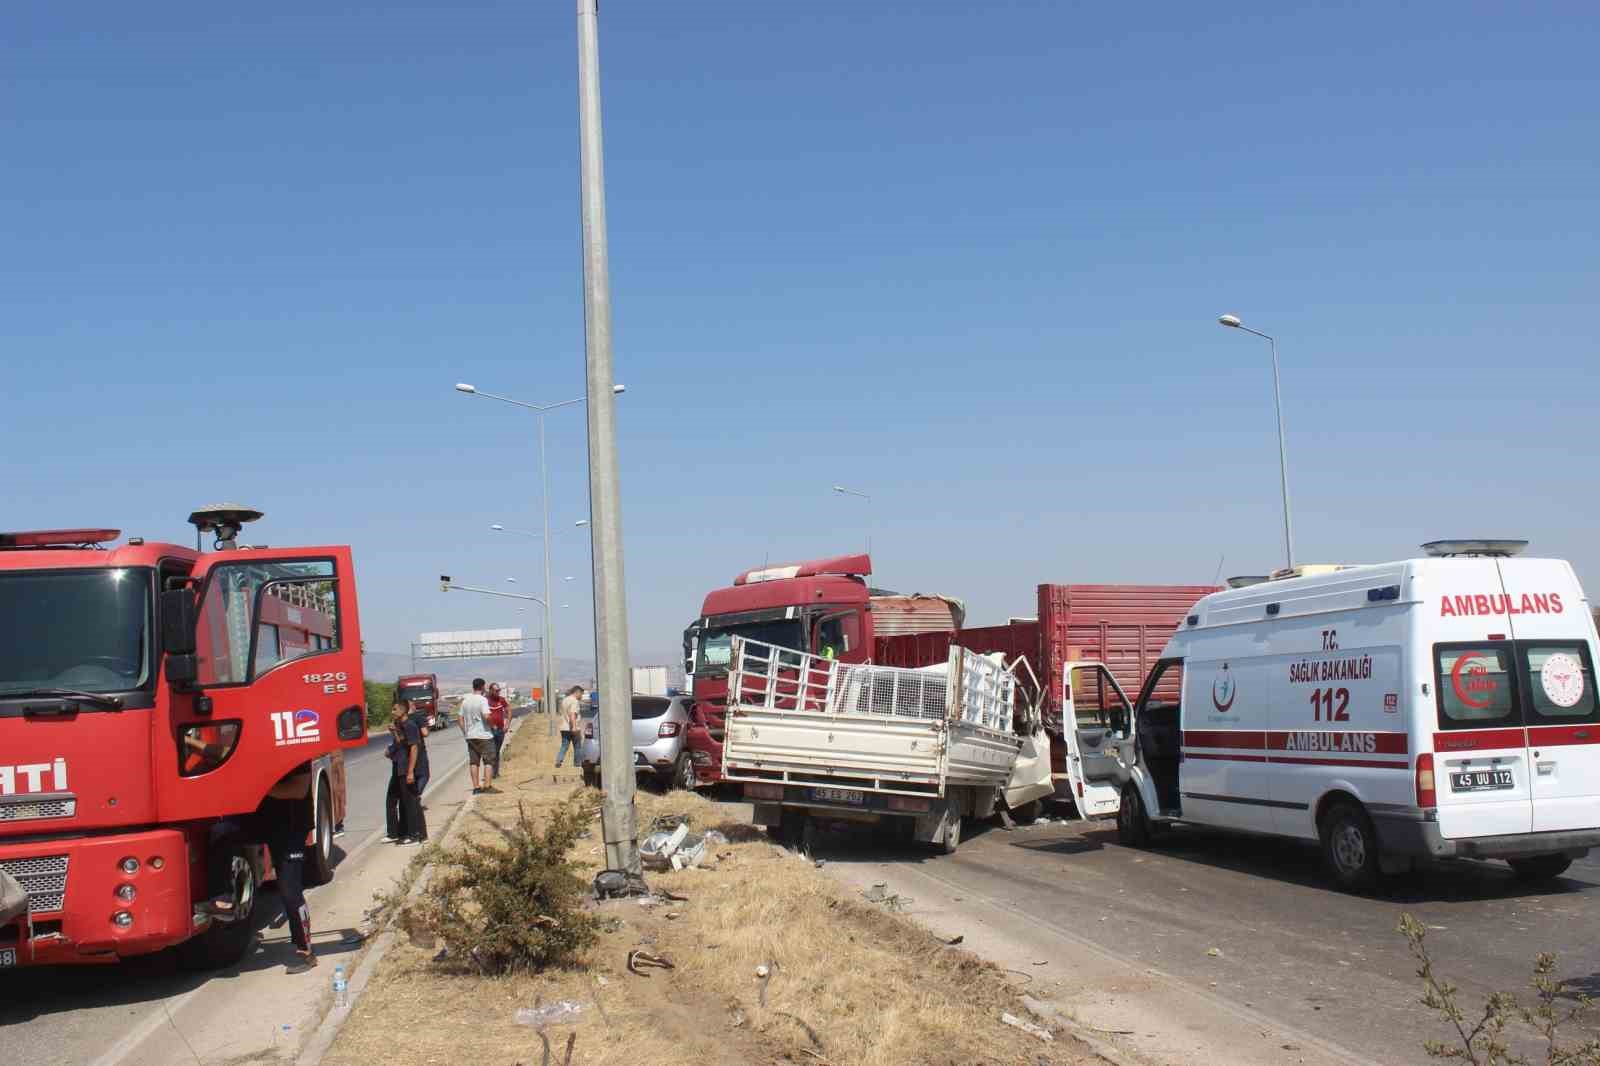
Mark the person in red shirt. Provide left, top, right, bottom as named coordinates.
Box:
left=485, top=683, right=509, bottom=780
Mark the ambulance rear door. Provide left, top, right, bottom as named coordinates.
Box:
left=1429, top=560, right=1533, bottom=839
left=1499, top=558, right=1600, bottom=834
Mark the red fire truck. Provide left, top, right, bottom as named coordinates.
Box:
left=0, top=506, right=366, bottom=969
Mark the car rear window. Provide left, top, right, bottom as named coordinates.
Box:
left=631, top=696, right=671, bottom=720
left=1523, top=644, right=1598, bottom=722
left=1434, top=643, right=1520, bottom=729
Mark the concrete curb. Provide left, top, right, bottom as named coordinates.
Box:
left=294, top=717, right=525, bottom=1065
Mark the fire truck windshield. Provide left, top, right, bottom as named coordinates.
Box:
left=694, top=619, right=804, bottom=677
left=0, top=568, right=152, bottom=696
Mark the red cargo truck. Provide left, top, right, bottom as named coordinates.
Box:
left=681, top=554, right=962, bottom=787
left=876, top=583, right=1219, bottom=809
left=0, top=508, right=366, bottom=969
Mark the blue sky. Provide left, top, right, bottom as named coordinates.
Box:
left=5, top=2, right=1596, bottom=664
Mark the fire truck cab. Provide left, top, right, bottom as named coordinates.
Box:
left=0, top=507, right=366, bottom=968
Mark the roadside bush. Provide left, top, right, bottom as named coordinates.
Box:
left=403, top=799, right=599, bottom=974
left=365, top=680, right=395, bottom=729
left=1400, top=912, right=1600, bottom=1064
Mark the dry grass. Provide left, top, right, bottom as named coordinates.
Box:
left=324, top=726, right=1089, bottom=1066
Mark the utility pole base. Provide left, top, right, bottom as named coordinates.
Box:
left=601, top=796, right=639, bottom=874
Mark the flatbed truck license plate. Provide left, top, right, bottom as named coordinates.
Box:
left=811, top=787, right=865, bottom=805
left=1450, top=769, right=1514, bottom=792
left=0, top=948, right=14, bottom=967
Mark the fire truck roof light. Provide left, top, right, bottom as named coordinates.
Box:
left=0, top=528, right=121, bottom=548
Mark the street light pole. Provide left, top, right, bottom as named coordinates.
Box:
left=832, top=485, right=871, bottom=554
left=576, top=0, right=638, bottom=876
left=1219, top=314, right=1295, bottom=571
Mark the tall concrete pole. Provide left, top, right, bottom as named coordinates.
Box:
left=576, top=0, right=638, bottom=875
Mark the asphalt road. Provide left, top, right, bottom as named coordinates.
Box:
left=820, top=811, right=1600, bottom=1064
left=0, top=707, right=530, bottom=1065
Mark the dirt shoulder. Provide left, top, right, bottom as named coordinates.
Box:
left=322, top=728, right=1094, bottom=1066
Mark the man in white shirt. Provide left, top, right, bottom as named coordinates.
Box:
left=458, top=678, right=496, bottom=794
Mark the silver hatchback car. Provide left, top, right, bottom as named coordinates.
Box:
left=580, top=694, right=694, bottom=790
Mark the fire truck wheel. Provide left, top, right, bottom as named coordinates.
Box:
left=306, top=778, right=335, bottom=886
left=1507, top=854, right=1573, bottom=882
left=179, top=845, right=258, bottom=970
left=1116, top=784, right=1151, bottom=847
left=1320, top=801, right=1380, bottom=893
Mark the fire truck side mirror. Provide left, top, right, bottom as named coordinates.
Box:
left=161, top=588, right=198, bottom=655
left=336, top=706, right=365, bottom=741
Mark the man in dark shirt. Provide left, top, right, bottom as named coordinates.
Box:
left=259, top=769, right=317, bottom=973
left=386, top=701, right=428, bottom=844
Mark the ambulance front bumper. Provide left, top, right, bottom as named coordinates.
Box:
left=1374, top=811, right=1600, bottom=860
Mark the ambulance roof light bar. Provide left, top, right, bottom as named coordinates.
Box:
left=1421, top=539, right=1529, bottom=558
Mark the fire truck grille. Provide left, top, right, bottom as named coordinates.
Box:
left=0, top=797, right=77, bottom=823
left=0, top=855, right=69, bottom=914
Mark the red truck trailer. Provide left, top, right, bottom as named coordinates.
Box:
left=876, top=583, right=1219, bottom=808
left=0, top=507, right=367, bottom=969
left=681, top=554, right=962, bottom=787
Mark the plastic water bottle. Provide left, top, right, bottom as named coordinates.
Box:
left=332, top=964, right=348, bottom=1009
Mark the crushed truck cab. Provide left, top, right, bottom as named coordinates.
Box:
left=0, top=516, right=366, bottom=968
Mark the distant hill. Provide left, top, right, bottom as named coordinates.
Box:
left=362, top=649, right=683, bottom=693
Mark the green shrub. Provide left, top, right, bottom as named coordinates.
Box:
left=365, top=680, right=396, bottom=729
left=404, top=799, right=599, bottom=974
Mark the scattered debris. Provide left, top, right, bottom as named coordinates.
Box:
left=593, top=867, right=650, bottom=901
left=864, top=882, right=889, bottom=902
left=776, top=1011, right=824, bottom=1050
left=627, top=949, right=675, bottom=977
left=730, top=1008, right=747, bottom=1028
left=515, top=1000, right=585, bottom=1027
left=755, top=963, right=771, bottom=978
left=1205, top=947, right=1222, bottom=958
left=757, top=961, right=780, bottom=1006
left=534, top=1029, right=576, bottom=1066
left=1000, top=1012, right=1053, bottom=1043
left=641, top=823, right=691, bottom=870
left=943, top=934, right=964, bottom=946
left=1031, top=960, right=1048, bottom=966
left=665, top=911, right=682, bottom=920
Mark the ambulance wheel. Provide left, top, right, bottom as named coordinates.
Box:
left=1507, top=854, right=1572, bottom=882
left=306, top=779, right=335, bottom=887
left=1117, top=784, right=1151, bottom=848
left=1320, top=801, right=1380, bottom=893
left=179, top=844, right=259, bottom=970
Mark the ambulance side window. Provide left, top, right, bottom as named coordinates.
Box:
left=1521, top=643, right=1598, bottom=723
left=1433, top=643, right=1520, bottom=730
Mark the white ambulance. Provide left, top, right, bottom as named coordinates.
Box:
left=1100, top=541, right=1600, bottom=891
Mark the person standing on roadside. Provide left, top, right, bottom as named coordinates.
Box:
left=485, top=683, right=509, bottom=780
left=262, top=768, right=318, bottom=972
left=555, top=684, right=584, bottom=768
left=459, top=678, right=497, bottom=794
left=385, top=700, right=428, bottom=844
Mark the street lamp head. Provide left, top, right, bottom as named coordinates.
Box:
left=506, top=577, right=518, bottom=583
left=490, top=523, right=505, bottom=531
left=454, top=383, right=477, bottom=394
left=1218, top=314, right=1242, bottom=328
left=575, top=519, right=590, bottom=527
left=612, top=384, right=626, bottom=394
left=832, top=485, right=847, bottom=494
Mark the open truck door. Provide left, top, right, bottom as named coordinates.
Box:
left=157, top=548, right=365, bottom=842
left=1060, top=662, right=1134, bottom=819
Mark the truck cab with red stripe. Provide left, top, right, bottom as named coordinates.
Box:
left=1110, top=540, right=1600, bottom=891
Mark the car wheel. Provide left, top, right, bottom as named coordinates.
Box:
left=1116, top=784, right=1151, bottom=847
left=306, top=778, right=335, bottom=886
left=671, top=752, right=694, bottom=791
left=1508, top=854, right=1573, bottom=882
left=1320, top=801, right=1381, bottom=893
left=179, top=844, right=259, bottom=970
